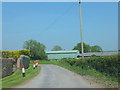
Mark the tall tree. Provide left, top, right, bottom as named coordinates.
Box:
left=73, top=42, right=102, bottom=53
left=23, top=40, right=47, bottom=60
left=90, top=45, right=102, bottom=52
left=73, top=42, right=91, bottom=53
left=52, top=45, right=62, bottom=51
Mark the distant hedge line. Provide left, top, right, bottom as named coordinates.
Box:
left=59, top=55, right=119, bottom=77
left=0, top=49, right=30, bottom=59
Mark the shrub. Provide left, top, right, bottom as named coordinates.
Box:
left=91, top=54, right=97, bottom=57
left=59, top=55, right=119, bottom=78
left=19, top=49, right=30, bottom=56
left=1, top=49, right=30, bottom=59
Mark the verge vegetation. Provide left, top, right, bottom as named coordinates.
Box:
left=1, top=61, right=40, bottom=88
left=39, top=55, right=119, bottom=88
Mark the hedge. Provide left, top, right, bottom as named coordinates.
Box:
left=59, top=55, right=119, bottom=78
left=1, top=49, right=30, bottom=59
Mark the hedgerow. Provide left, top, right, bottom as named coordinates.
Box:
left=59, top=55, right=119, bottom=78
left=1, top=49, right=30, bottom=59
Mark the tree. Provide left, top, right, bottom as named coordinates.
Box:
left=90, top=45, right=102, bottom=52
left=73, top=42, right=91, bottom=53
left=73, top=42, right=102, bottom=53
left=51, top=45, right=62, bottom=51
left=23, top=40, right=47, bottom=60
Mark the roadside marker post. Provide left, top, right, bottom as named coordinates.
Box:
left=21, top=65, right=26, bottom=77
left=33, top=63, right=36, bottom=69
left=33, top=62, right=39, bottom=69
left=35, top=62, right=38, bottom=68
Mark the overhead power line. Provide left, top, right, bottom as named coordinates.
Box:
left=37, top=2, right=77, bottom=36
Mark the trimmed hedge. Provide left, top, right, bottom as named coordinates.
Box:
left=59, top=55, right=119, bottom=77
left=1, top=49, right=30, bottom=59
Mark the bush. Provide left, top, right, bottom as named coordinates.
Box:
left=91, top=54, right=97, bottom=57
left=19, top=49, right=30, bottom=56
left=1, top=49, right=30, bottom=59
left=59, top=55, right=119, bottom=78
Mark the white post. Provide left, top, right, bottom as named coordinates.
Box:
left=22, top=65, right=25, bottom=77
left=33, top=63, right=36, bottom=69
left=33, top=64, right=36, bottom=69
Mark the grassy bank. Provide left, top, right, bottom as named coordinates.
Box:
left=2, top=62, right=41, bottom=88
left=39, top=60, right=118, bottom=88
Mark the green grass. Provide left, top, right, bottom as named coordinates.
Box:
left=0, top=79, right=2, bottom=90
left=1, top=62, right=41, bottom=88
left=39, top=60, right=118, bottom=88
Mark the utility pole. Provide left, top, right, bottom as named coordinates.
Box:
left=79, top=0, right=84, bottom=58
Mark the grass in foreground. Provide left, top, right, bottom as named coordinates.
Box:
left=39, top=60, right=118, bottom=88
left=0, top=79, right=2, bottom=89
left=1, top=62, right=41, bottom=88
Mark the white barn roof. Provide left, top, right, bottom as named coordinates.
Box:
left=46, top=50, right=79, bottom=54
left=81, top=52, right=118, bottom=56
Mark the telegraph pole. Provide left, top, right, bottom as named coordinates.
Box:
left=79, top=0, right=84, bottom=58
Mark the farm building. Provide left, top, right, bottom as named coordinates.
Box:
left=46, top=50, right=118, bottom=59
left=46, top=50, right=80, bottom=59
left=83, top=52, right=118, bottom=57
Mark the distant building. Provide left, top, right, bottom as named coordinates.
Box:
left=46, top=50, right=80, bottom=59
left=46, top=50, right=118, bottom=59
left=82, top=52, right=118, bottom=57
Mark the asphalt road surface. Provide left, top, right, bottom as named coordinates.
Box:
left=17, top=64, right=95, bottom=88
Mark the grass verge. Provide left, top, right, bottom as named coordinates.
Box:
left=1, top=62, right=41, bottom=88
left=39, top=60, right=118, bottom=88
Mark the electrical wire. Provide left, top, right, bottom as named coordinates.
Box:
left=36, top=2, right=77, bottom=37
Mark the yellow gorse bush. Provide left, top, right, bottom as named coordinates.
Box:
left=0, top=49, right=30, bottom=59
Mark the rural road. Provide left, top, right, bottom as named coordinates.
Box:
left=17, top=64, right=96, bottom=88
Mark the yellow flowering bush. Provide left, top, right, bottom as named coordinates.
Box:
left=1, top=49, right=30, bottom=59
left=19, top=49, right=30, bottom=56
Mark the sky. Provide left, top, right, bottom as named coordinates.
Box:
left=2, top=2, right=118, bottom=51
